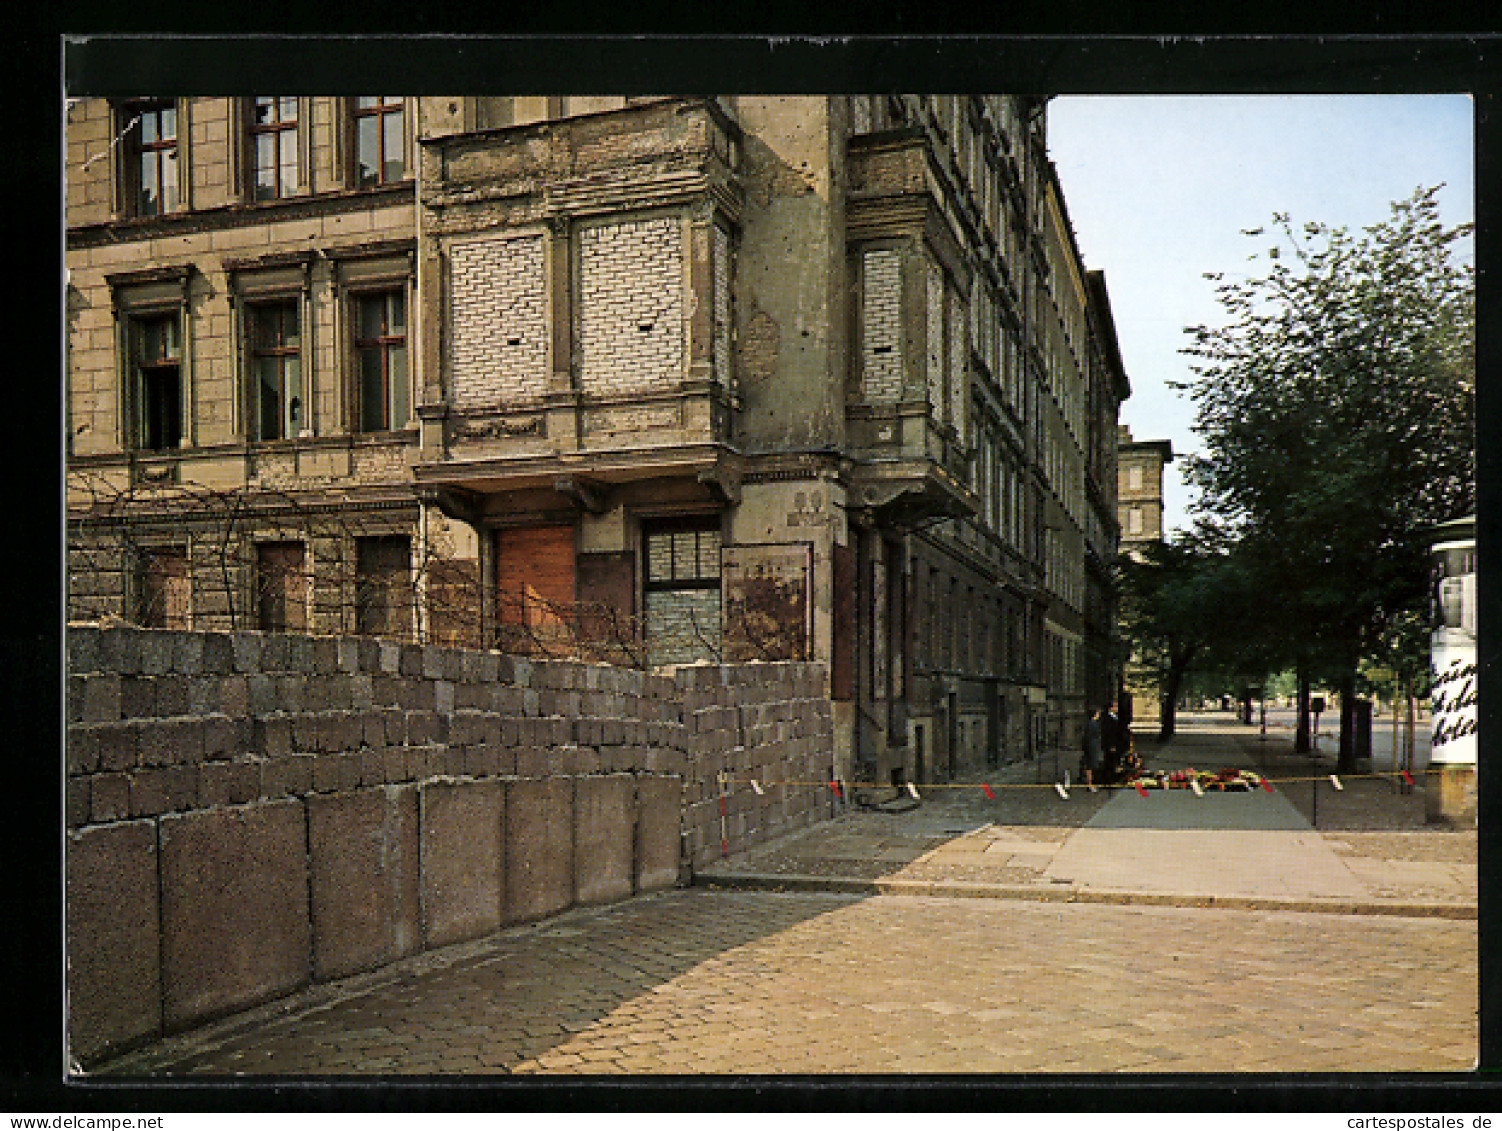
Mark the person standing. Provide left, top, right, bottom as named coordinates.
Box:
left=1102, top=700, right=1126, bottom=780
left=1080, top=706, right=1103, bottom=792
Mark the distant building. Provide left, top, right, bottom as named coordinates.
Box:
left=1116, top=425, right=1173, bottom=554
left=1115, top=424, right=1172, bottom=723
left=65, top=94, right=1128, bottom=787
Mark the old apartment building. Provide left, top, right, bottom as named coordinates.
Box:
left=1117, top=424, right=1174, bottom=550
left=1116, top=423, right=1175, bottom=723
left=66, top=95, right=1129, bottom=785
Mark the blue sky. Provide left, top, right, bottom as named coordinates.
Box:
left=1045, top=95, right=1475, bottom=534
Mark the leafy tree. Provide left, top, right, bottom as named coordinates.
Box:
left=1118, top=533, right=1276, bottom=741
left=1177, top=186, right=1474, bottom=770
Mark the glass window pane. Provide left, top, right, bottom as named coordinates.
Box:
left=160, top=105, right=176, bottom=141
left=388, top=347, right=407, bottom=427
left=139, top=154, right=157, bottom=213
left=360, top=350, right=385, bottom=431
left=258, top=357, right=282, bottom=440
left=281, top=303, right=299, bottom=348
left=357, top=96, right=381, bottom=109
left=279, top=96, right=298, bottom=122
left=253, top=96, right=274, bottom=125
left=255, top=134, right=276, bottom=198
left=161, top=151, right=178, bottom=212
left=285, top=357, right=302, bottom=432
left=357, top=117, right=379, bottom=185
left=359, top=296, right=384, bottom=340
left=139, top=112, right=156, bottom=145
left=280, top=140, right=299, bottom=194
left=383, top=110, right=405, bottom=181
left=387, top=290, right=405, bottom=334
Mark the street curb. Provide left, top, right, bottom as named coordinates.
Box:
left=693, top=870, right=1476, bottom=920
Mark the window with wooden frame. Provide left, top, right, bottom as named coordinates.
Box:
left=352, top=288, right=409, bottom=432
left=353, top=97, right=407, bottom=187
left=119, top=99, right=179, bottom=217
left=246, top=97, right=301, bottom=201
left=246, top=299, right=303, bottom=441
left=128, top=312, right=183, bottom=451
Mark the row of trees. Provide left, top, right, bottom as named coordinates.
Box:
left=1119, top=186, right=1474, bottom=772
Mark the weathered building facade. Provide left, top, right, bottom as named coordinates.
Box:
left=66, top=94, right=1128, bottom=785
left=1116, top=423, right=1175, bottom=722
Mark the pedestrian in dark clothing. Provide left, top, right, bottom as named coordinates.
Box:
left=1080, top=707, right=1103, bottom=792
left=1102, top=700, right=1127, bottom=779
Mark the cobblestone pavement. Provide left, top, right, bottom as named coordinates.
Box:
left=98, top=887, right=1475, bottom=1076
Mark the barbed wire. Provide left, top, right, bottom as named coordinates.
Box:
left=67, top=471, right=652, bottom=666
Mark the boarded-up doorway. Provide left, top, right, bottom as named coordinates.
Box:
left=494, top=525, right=576, bottom=654
left=255, top=541, right=307, bottom=633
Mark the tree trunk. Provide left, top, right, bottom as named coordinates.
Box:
left=1336, top=667, right=1358, bottom=774
left=1157, top=648, right=1195, bottom=743
left=1295, top=666, right=1312, bottom=753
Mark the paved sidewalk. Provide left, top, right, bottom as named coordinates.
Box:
left=701, top=716, right=1476, bottom=917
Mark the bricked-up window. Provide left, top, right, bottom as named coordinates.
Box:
left=137, top=546, right=189, bottom=628
left=354, top=289, right=408, bottom=432
left=247, top=97, right=300, bottom=201
left=354, top=97, right=406, bottom=187
left=130, top=312, right=182, bottom=451
left=120, top=99, right=178, bottom=216
left=643, top=518, right=722, bottom=667
left=355, top=535, right=412, bottom=637
left=255, top=541, right=307, bottom=632
left=247, top=300, right=302, bottom=441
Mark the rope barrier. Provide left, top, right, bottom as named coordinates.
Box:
left=712, top=766, right=1450, bottom=795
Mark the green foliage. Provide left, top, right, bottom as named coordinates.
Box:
left=1175, top=185, right=1474, bottom=681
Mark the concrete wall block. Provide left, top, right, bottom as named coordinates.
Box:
left=97, top=721, right=144, bottom=772
left=89, top=773, right=131, bottom=823
left=95, top=627, right=142, bottom=675
left=66, top=820, right=161, bottom=1065
left=128, top=765, right=194, bottom=817
left=138, top=632, right=175, bottom=676
left=199, top=759, right=261, bottom=808
left=419, top=779, right=504, bottom=948
left=261, top=755, right=313, bottom=799
left=171, top=633, right=204, bottom=676
left=504, top=777, right=574, bottom=924
left=200, top=633, right=236, bottom=675
left=308, top=786, right=421, bottom=981
left=81, top=674, right=121, bottom=724
left=67, top=626, right=101, bottom=676
left=230, top=633, right=261, bottom=673
left=199, top=715, right=237, bottom=760
left=573, top=775, right=635, bottom=907
left=67, top=726, right=100, bottom=775
left=399, top=644, right=423, bottom=678
left=274, top=675, right=307, bottom=713
left=158, top=799, right=310, bottom=1031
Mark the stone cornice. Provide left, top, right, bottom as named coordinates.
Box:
left=68, top=183, right=415, bottom=250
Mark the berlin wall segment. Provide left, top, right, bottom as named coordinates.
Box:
left=64, top=623, right=833, bottom=1067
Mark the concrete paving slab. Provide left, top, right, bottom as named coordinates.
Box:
left=1043, top=787, right=1371, bottom=900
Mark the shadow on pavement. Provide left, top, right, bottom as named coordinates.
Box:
left=96, top=886, right=872, bottom=1077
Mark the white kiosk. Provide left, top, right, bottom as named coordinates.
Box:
left=1429, top=514, right=1476, bottom=825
